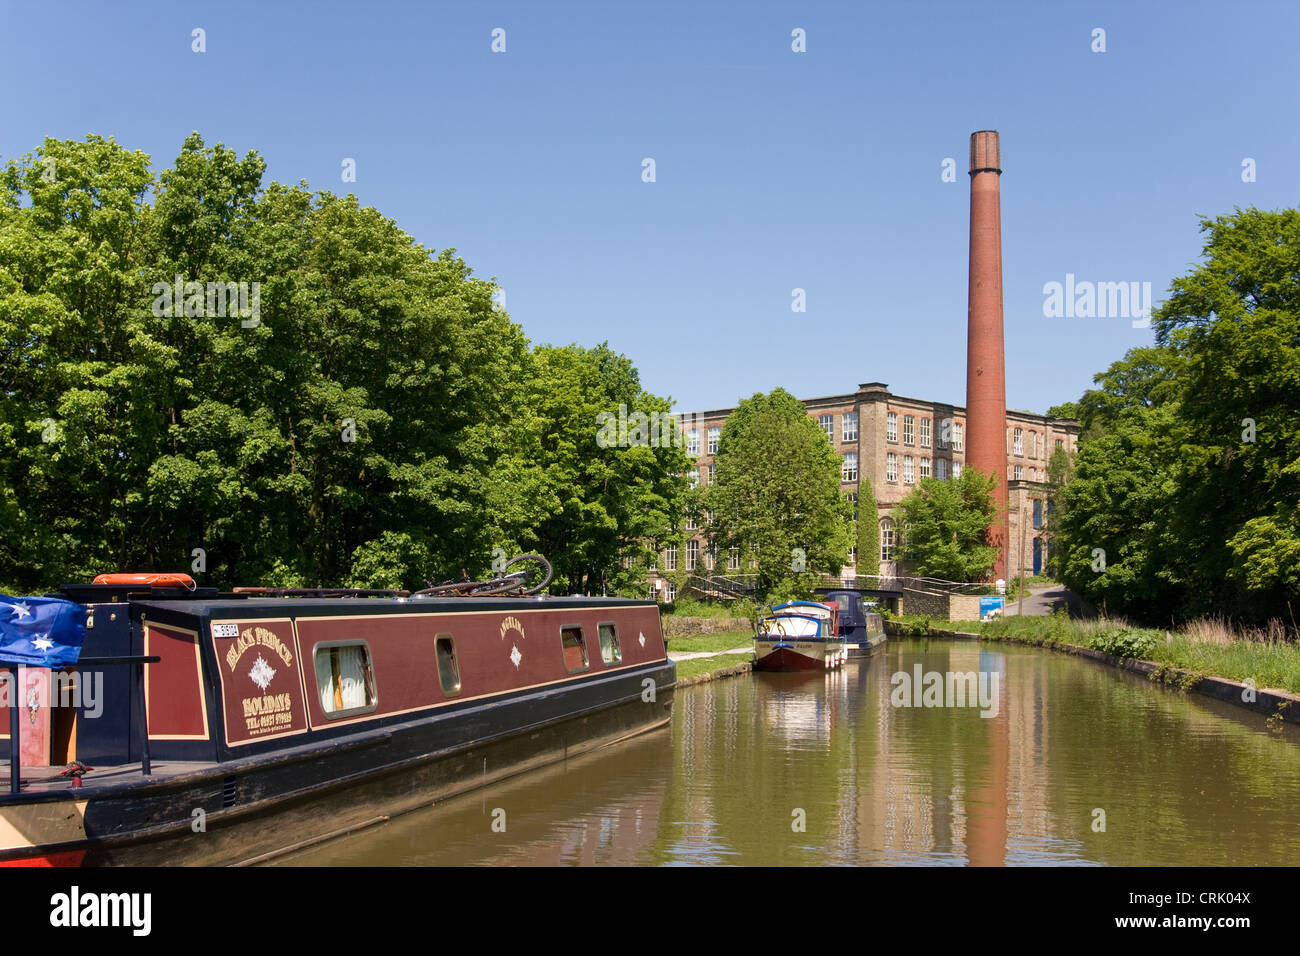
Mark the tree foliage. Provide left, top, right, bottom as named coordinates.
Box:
left=704, top=389, right=852, bottom=602
left=1041, top=444, right=1073, bottom=578
left=895, top=468, right=999, bottom=581
left=1055, top=207, right=1300, bottom=625
left=521, top=343, right=689, bottom=596
left=856, top=475, right=879, bottom=577
left=0, top=134, right=684, bottom=594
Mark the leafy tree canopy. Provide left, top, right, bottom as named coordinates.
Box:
left=1055, top=207, right=1300, bottom=625
left=895, top=468, right=999, bottom=582
left=856, top=475, right=879, bottom=578
left=704, top=388, right=852, bottom=602
left=0, top=134, right=684, bottom=594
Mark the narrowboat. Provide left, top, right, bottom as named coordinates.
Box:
left=0, top=559, right=675, bottom=866
left=752, top=601, right=844, bottom=672
left=819, top=589, right=887, bottom=660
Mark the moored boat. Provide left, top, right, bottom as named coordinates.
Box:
left=0, top=558, right=675, bottom=865
left=752, top=601, right=843, bottom=672
left=819, top=589, right=887, bottom=660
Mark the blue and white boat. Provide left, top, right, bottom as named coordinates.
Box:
left=820, top=589, right=887, bottom=659
left=753, top=601, right=844, bottom=671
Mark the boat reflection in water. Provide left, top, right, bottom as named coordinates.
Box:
left=756, top=670, right=848, bottom=750
left=273, top=726, right=674, bottom=866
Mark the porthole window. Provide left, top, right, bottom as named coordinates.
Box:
left=313, top=642, right=377, bottom=718
left=436, top=634, right=461, bottom=696
left=561, top=626, right=589, bottom=674
left=598, top=623, right=622, bottom=665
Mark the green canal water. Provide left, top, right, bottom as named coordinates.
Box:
left=281, top=638, right=1300, bottom=866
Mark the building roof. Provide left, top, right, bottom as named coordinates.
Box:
left=681, top=383, right=1080, bottom=430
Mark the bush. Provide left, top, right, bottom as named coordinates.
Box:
left=904, top=615, right=933, bottom=636
left=1086, top=625, right=1161, bottom=659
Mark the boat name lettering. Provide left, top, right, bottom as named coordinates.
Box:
left=500, top=615, right=526, bottom=642
left=242, top=693, right=293, bottom=718
left=226, top=626, right=294, bottom=671
left=240, top=689, right=296, bottom=733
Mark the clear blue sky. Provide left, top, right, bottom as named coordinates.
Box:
left=3, top=0, right=1296, bottom=416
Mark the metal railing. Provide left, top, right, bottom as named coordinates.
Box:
left=683, top=571, right=999, bottom=601
left=685, top=573, right=759, bottom=598
left=5, top=654, right=159, bottom=796
left=815, top=574, right=996, bottom=596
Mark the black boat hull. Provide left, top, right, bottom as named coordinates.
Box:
left=1, top=659, right=675, bottom=866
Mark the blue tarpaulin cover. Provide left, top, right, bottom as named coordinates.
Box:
left=0, top=595, right=86, bottom=667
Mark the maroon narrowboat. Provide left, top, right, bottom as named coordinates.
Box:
left=0, top=562, right=675, bottom=865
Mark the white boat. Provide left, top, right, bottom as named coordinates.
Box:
left=753, top=601, right=844, bottom=671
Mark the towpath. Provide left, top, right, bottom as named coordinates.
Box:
left=1003, top=584, right=1094, bottom=619
left=668, top=646, right=751, bottom=662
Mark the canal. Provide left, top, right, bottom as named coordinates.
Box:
left=279, top=638, right=1300, bottom=866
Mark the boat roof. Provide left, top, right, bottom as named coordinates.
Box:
left=772, top=601, right=832, bottom=611
left=121, top=594, right=657, bottom=619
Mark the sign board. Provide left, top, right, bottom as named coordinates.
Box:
left=979, top=596, right=1005, bottom=622
left=211, top=619, right=309, bottom=747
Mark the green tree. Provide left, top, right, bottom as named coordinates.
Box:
left=856, top=475, right=879, bottom=576
left=1041, top=444, right=1073, bottom=578
left=1153, top=207, right=1300, bottom=617
left=522, top=343, right=688, bottom=596
left=1054, top=208, right=1300, bottom=626
left=1056, top=402, right=1185, bottom=619
left=704, top=388, right=852, bottom=602
left=1071, top=344, right=1184, bottom=441
left=1045, top=401, right=1081, bottom=421
left=895, top=469, right=999, bottom=581
left=0, top=133, right=687, bottom=598
left=0, top=135, right=157, bottom=586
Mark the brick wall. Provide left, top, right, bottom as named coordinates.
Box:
left=949, top=593, right=985, bottom=621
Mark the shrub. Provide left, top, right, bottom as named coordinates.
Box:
left=905, top=615, right=933, bottom=636
left=1086, top=625, right=1161, bottom=659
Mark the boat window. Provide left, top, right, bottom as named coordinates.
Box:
left=598, top=623, right=622, bottom=665
left=771, top=615, right=821, bottom=637
left=436, top=634, right=461, bottom=697
left=313, top=642, right=378, bottom=718
left=561, top=626, right=589, bottom=673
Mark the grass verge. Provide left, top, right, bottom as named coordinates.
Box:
left=664, top=630, right=753, bottom=655
left=904, top=611, right=1300, bottom=696
left=674, top=653, right=753, bottom=683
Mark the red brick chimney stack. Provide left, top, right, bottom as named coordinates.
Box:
left=966, top=130, right=1009, bottom=581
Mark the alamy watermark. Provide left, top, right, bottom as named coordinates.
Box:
left=596, top=404, right=703, bottom=450
left=1042, top=273, right=1153, bottom=328
left=50, top=886, right=150, bottom=936
left=2, top=670, right=102, bottom=719
left=890, top=665, right=1000, bottom=718
left=151, top=275, right=261, bottom=328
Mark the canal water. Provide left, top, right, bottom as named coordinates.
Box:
left=281, top=639, right=1300, bottom=866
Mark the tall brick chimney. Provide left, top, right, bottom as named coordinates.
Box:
left=966, top=130, right=1009, bottom=581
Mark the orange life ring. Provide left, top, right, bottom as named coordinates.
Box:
left=92, top=572, right=196, bottom=589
